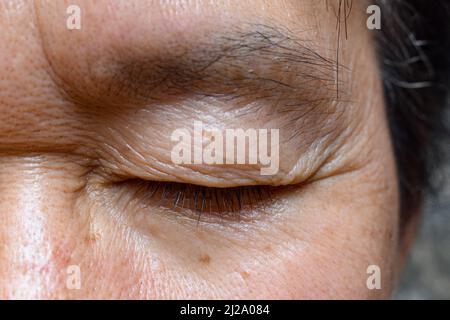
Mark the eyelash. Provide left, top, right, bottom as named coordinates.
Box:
left=132, top=180, right=276, bottom=222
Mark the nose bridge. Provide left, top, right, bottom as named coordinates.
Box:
left=0, top=156, right=87, bottom=299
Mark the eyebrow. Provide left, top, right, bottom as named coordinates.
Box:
left=103, top=24, right=342, bottom=105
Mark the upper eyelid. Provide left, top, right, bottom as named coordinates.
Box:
left=78, top=25, right=352, bottom=186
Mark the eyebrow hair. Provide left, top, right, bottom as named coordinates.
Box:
left=102, top=24, right=341, bottom=105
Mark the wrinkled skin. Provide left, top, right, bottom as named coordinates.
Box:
left=0, top=0, right=408, bottom=299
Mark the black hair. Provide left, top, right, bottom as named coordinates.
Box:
left=375, top=0, right=450, bottom=226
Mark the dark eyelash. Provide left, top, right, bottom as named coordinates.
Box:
left=134, top=181, right=275, bottom=221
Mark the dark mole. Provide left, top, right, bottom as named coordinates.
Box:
left=199, top=254, right=211, bottom=265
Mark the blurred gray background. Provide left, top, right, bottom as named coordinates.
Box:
left=394, top=159, right=450, bottom=299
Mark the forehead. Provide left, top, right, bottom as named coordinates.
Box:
left=35, top=0, right=366, bottom=55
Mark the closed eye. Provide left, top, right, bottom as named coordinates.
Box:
left=117, top=179, right=288, bottom=223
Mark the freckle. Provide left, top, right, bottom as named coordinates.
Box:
left=204, top=131, right=213, bottom=139
left=387, top=229, right=394, bottom=240
left=240, top=271, right=250, bottom=279
left=199, top=253, right=211, bottom=265
left=50, top=245, right=71, bottom=273
left=147, top=225, right=159, bottom=238
left=264, top=245, right=272, bottom=252
left=85, top=232, right=101, bottom=243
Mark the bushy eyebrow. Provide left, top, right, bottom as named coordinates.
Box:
left=104, top=24, right=342, bottom=105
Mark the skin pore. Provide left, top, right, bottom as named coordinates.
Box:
left=0, top=0, right=403, bottom=299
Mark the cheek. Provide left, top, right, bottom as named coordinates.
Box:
left=281, top=175, right=398, bottom=299
left=224, top=172, right=398, bottom=299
